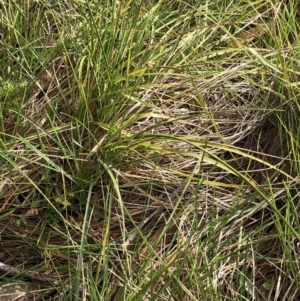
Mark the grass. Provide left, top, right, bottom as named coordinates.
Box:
left=0, top=0, right=300, bottom=300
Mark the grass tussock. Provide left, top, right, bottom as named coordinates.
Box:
left=1, top=0, right=300, bottom=300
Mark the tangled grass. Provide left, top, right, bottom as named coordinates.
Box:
left=1, top=0, right=300, bottom=300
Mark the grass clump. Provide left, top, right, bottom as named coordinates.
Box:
left=0, top=0, right=300, bottom=300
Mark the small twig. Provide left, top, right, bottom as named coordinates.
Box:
left=0, top=261, right=57, bottom=285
